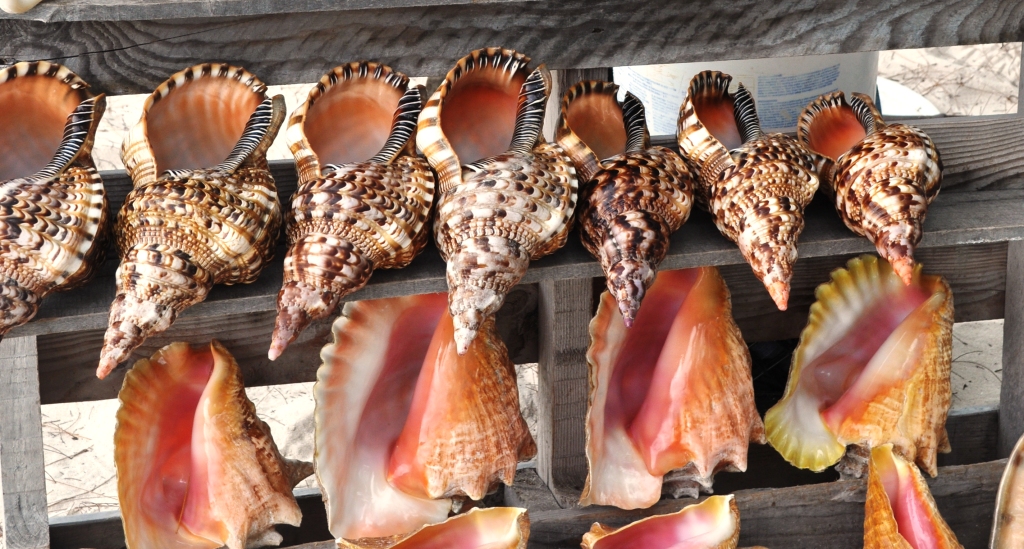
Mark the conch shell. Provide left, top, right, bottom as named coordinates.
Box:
left=798, top=92, right=942, bottom=284
left=0, top=61, right=107, bottom=337
left=764, top=255, right=953, bottom=477
left=992, top=433, right=1024, bottom=548
left=676, top=71, right=819, bottom=310
left=865, top=444, right=962, bottom=549
left=99, top=64, right=285, bottom=378
left=556, top=81, right=694, bottom=326
left=581, top=495, right=740, bottom=549
left=314, top=293, right=534, bottom=540
left=418, top=47, right=578, bottom=354
left=0, top=0, right=42, bottom=13
left=340, top=507, right=529, bottom=549
left=270, top=62, right=435, bottom=359
left=583, top=267, right=764, bottom=510
left=114, top=341, right=313, bottom=549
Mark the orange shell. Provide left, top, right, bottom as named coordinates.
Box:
left=580, top=495, right=740, bottom=549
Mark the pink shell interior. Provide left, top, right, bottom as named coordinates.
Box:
left=565, top=90, right=626, bottom=160
left=304, top=76, right=403, bottom=165
left=876, top=447, right=942, bottom=549
left=691, top=90, right=742, bottom=150
left=803, top=102, right=867, bottom=161
left=590, top=496, right=736, bottom=549
left=390, top=508, right=526, bottom=549
left=441, top=64, right=526, bottom=164
left=0, top=75, right=81, bottom=180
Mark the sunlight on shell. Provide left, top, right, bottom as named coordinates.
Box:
left=581, top=495, right=740, bottom=549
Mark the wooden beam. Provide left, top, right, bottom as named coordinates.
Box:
left=1000, top=239, right=1024, bottom=457
left=0, top=337, right=48, bottom=549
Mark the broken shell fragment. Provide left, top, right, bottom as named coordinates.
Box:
left=764, top=255, right=953, bottom=477
left=581, top=495, right=740, bottom=549
left=340, top=507, right=529, bottom=549
left=583, top=267, right=764, bottom=510
left=992, top=433, right=1024, bottom=548
left=114, top=341, right=312, bottom=549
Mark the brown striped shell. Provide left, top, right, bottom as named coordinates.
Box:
left=418, top=47, right=578, bottom=354
left=0, top=61, right=108, bottom=337
left=798, top=92, right=942, bottom=285
left=269, top=62, right=435, bottom=360
left=556, top=81, right=694, bottom=326
left=99, top=64, right=285, bottom=378
left=677, top=71, right=819, bottom=310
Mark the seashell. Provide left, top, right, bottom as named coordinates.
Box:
left=0, top=0, right=42, bottom=13
left=98, top=64, right=285, bottom=378
left=676, top=71, right=819, bottom=310
left=556, top=81, right=694, bottom=326
left=580, top=495, right=740, bottom=549
left=798, top=92, right=942, bottom=285
left=114, top=341, right=313, bottom=549
left=582, top=267, right=764, bottom=510
left=864, top=444, right=962, bottom=549
left=269, top=62, right=435, bottom=359
left=315, top=293, right=534, bottom=540
left=0, top=61, right=108, bottom=337
left=992, top=432, right=1024, bottom=548
left=418, top=47, right=578, bottom=354
left=339, top=507, right=529, bottom=549
left=764, top=255, right=953, bottom=477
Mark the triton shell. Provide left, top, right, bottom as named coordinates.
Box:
left=581, top=495, right=740, bottom=549
left=583, top=267, right=764, bottom=510
left=114, top=341, right=313, bottom=549
left=0, top=62, right=107, bottom=337
left=270, top=62, right=435, bottom=359
left=798, top=92, right=942, bottom=285
left=340, top=507, right=529, bottom=549
left=556, top=81, right=694, bottom=326
left=0, top=0, right=42, bottom=13
left=864, top=444, right=962, bottom=549
left=992, top=433, right=1024, bottom=548
left=419, top=47, right=578, bottom=354
left=99, top=64, right=285, bottom=378
left=314, top=293, right=534, bottom=540
left=764, top=255, right=953, bottom=477
left=676, top=71, right=819, bottom=310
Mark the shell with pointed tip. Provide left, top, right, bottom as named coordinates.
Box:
left=114, top=341, right=313, bottom=549
left=0, top=0, right=42, bottom=13
left=339, top=507, right=529, bottom=549
left=798, top=92, right=941, bottom=285
left=583, top=267, right=764, bottom=510
left=676, top=71, right=819, bottom=311
left=98, top=64, right=285, bottom=378
left=314, top=293, right=534, bottom=540
left=764, top=255, right=952, bottom=477
left=270, top=62, right=435, bottom=360
left=992, top=433, right=1024, bottom=548
left=556, top=81, right=694, bottom=326
left=865, top=444, right=962, bottom=549
left=581, top=495, right=740, bottom=549
left=0, top=61, right=108, bottom=337
left=418, top=47, right=578, bottom=354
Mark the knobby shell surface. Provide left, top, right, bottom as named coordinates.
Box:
left=580, top=495, right=740, bottom=549
left=0, top=61, right=108, bottom=337
left=992, top=433, right=1024, bottom=548
left=798, top=92, right=942, bottom=285
left=270, top=61, right=434, bottom=359
left=556, top=80, right=694, bottom=326
left=418, top=46, right=578, bottom=354
left=99, top=63, right=285, bottom=378
left=339, top=507, right=529, bottom=549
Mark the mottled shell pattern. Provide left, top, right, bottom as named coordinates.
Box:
left=270, top=62, right=434, bottom=360
left=556, top=81, right=694, bottom=326
left=418, top=47, right=578, bottom=354
left=99, top=64, right=285, bottom=378
left=339, top=507, right=530, bottom=549
left=581, top=495, right=740, bottom=549
left=0, top=61, right=107, bottom=337
left=798, top=92, right=942, bottom=285
left=992, top=433, right=1024, bottom=548
left=677, top=71, right=819, bottom=310
left=115, top=341, right=313, bottom=549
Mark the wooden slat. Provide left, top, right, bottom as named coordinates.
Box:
left=1000, top=239, right=1024, bottom=457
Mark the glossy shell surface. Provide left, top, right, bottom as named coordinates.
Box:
left=581, top=495, right=740, bottom=549
left=339, top=507, right=529, bottom=549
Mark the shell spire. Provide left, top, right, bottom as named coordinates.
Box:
left=270, top=62, right=435, bottom=360
left=677, top=71, right=819, bottom=310
left=556, top=81, right=694, bottom=326
left=99, top=64, right=285, bottom=378
left=420, top=47, right=578, bottom=354
left=798, top=92, right=941, bottom=285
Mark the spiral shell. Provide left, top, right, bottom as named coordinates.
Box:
left=556, top=81, right=694, bottom=326
left=418, top=47, right=578, bottom=354
left=677, top=71, right=819, bottom=310
left=269, top=62, right=435, bottom=360
left=99, top=64, right=285, bottom=378
left=798, top=92, right=942, bottom=285
left=0, top=61, right=108, bottom=337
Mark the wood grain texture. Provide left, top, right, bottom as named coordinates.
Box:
left=1000, top=239, right=1024, bottom=457
left=4, top=0, right=1024, bottom=93
left=0, top=337, right=48, bottom=549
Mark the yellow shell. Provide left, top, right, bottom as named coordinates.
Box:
left=270, top=62, right=435, bottom=359
left=581, top=495, right=740, bottom=549
left=339, top=507, right=529, bottom=549
left=99, top=64, right=285, bottom=378
left=764, top=255, right=952, bottom=476
left=0, top=61, right=108, bottom=337
left=992, top=433, right=1024, bottom=548
left=418, top=47, right=578, bottom=354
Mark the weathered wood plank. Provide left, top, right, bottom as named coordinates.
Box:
left=0, top=337, right=48, bottom=549
left=1000, top=239, right=1024, bottom=457
left=4, top=0, right=1024, bottom=93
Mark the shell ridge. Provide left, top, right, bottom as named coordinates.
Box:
left=732, top=84, right=764, bottom=144
left=369, top=85, right=424, bottom=164
left=621, top=91, right=650, bottom=153
left=210, top=95, right=285, bottom=175
left=508, top=66, right=550, bottom=155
